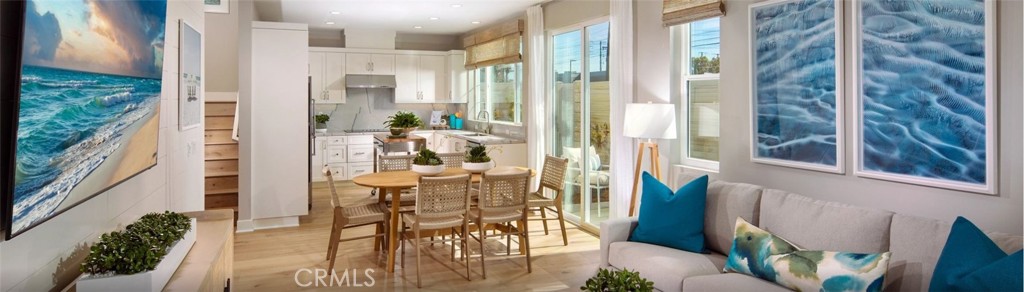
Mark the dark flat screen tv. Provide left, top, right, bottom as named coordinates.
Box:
left=4, top=0, right=168, bottom=239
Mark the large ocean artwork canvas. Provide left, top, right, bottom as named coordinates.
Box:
left=11, top=0, right=167, bottom=236
left=855, top=0, right=996, bottom=194
left=749, top=0, right=844, bottom=173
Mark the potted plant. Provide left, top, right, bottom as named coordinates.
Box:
left=78, top=211, right=196, bottom=292
left=383, top=111, right=422, bottom=135
left=411, top=148, right=445, bottom=175
left=463, top=145, right=500, bottom=173
left=581, top=268, right=654, bottom=292
left=315, top=113, right=330, bottom=134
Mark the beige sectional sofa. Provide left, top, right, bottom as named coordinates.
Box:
left=599, top=174, right=1023, bottom=291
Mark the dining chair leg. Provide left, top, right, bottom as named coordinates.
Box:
left=464, top=223, right=471, bottom=281
left=450, top=228, right=457, bottom=262
left=555, top=205, right=569, bottom=246
left=400, top=222, right=406, bottom=269
left=326, top=221, right=338, bottom=261
left=539, top=207, right=550, bottom=235
left=373, top=223, right=383, bottom=251
left=327, top=225, right=344, bottom=274
left=516, top=220, right=527, bottom=255
left=479, top=221, right=487, bottom=279
left=415, top=226, right=422, bottom=289
left=505, top=222, right=512, bottom=256
left=522, top=217, right=532, bottom=273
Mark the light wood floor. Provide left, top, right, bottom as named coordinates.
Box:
left=233, top=181, right=602, bottom=291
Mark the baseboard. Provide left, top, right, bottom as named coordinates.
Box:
left=235, top=219, right=254, bottom=233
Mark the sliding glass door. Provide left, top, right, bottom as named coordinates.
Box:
left=549, top=20, right=610, bottom=230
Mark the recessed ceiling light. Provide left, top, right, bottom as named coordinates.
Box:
left=330, top=11, right=341, bottom=15
left=451, top=4, right=462, bottom=8
left=325, top=21, right=335, bottom=25
left=471, top=21, right=480, bottom=24
left=429, top=17, right=439, bottom=20
left=414, top=26, right=423, bottom=29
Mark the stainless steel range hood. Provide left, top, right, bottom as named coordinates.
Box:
left=345, top=75, right=396, bottom=89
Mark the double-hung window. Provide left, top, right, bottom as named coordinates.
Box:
left=676, top=18, right=720, bottom=170
left=469, top=63, right=523, bottom=125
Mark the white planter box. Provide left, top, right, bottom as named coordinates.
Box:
left=463, top=161, right=494, bottom=173
left=412, top=164, right=445, bottom=176
left=77, top=218, right=197, bottom=292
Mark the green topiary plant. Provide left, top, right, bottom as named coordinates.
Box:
left=315, top=113, right=330, bottom=124
left=383, top=111, right=422, bottom=129
left=465, top=145, right=502, bottom=163
left=581, top=268, right=655, bottom=292
left=413, top=148, right=443, bottom=166
left=81, top=211, right=192, bottom=275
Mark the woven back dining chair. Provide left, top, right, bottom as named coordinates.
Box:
left=526, top=155, right=570, bottom=245
left=400, top=174, right=472, bottom=288
left=323, top=166, right=387, bottom=274
left=437, top=152, right=465, bottom=169
left=378, top=154, right=415, bottom=172
left=470, top=169, right=532, bottom=279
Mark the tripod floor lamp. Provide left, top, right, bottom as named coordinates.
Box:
left=624, top=103, right=677, bottom=217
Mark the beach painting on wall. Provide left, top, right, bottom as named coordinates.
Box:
left=749, top=0, right=844, bottom=174
left=854, top=0, right=996, bottom=194
left=10, top=0, right=167, bottom=237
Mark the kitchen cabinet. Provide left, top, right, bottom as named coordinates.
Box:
left=411, top=132, right=435, bottom=151
left=309, top=52, right=346, bottom=104
left=312, top=134, right=375, bottom=181
left=435, top=135, right=467, bottom=153
left=346, top=53, right=395, bottom=75
left=311, top=137, right=327, bottom=181
left=395, top=54, right=446, bottom=103
left=446, top=50, right=471, bottom=103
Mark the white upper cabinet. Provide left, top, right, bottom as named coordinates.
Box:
left=446, top=50, right=471, bottom=103
left=309, top=51, right=345, bottom=104
left=394, top=54, right=446, bottom=104
left=346, top=53, right=395, bottom=75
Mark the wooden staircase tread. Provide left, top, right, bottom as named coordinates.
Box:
left=206, top=126, right=233, bottom=130
left=206, top=156, right=240, bottom=161
left=205, top=141, right=238, bottom=146
left=206, top=188, right=239, bottom=195
left=206, top=170, right=239, bottom=178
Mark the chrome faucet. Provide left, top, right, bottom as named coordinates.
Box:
left=476, top=110, right=492, bottom=134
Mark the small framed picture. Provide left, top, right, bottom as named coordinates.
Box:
left=205, top=0, right=229, bottom=14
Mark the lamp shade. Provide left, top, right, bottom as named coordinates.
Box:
left=623, top=103, right=677, bottom=139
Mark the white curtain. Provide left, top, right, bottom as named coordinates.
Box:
left=609, top=0, right=635, bottom=219
left=526, top=5, right=546, bottom=178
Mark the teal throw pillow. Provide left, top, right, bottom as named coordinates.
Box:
left=628, top=172, right=707, bottom=253
left=929, top=216, right=1023, bottom=292
left=724, top=218, right=891, bottom=292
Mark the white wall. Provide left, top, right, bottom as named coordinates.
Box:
left=205, top=0, right=239, bottom=92
left=0, top=0, right=206, bottom=290
left=700, top=0, right=1022, bottom=235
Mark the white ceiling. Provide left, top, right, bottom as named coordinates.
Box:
left=256, top=0, right=546, bottom=35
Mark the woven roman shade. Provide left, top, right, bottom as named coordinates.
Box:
left=462, top=19, right=524, bottom=69
left=663, top=0, right=725, bottom=27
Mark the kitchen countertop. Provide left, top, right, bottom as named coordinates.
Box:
left=314, top=131, right=383, bottom=137
left=317, top=129, right=525, bottom=145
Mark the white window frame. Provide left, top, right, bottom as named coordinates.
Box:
left=468, top=63, right=523, bottom=126
left=673, top=21, right=720, bottom=172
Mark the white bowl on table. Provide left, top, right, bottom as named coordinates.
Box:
left=411, top=164, right=445, bottom=176
left=462, top=161, right=495, bottom=173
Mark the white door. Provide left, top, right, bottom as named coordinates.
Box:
left=309, top=52, right=325, bottom=102
left=394, top=54, right=419, bottom=103
left=448, top=51, right=469, bottom=103
left=322, top=53, right=346, bottom=104
left=346, top=53, right=372, bottom=75
left=371, top=54, right=396, bottom=75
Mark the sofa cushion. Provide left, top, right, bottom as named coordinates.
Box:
left=930, top=217, right=1022, bottom=292
left=724, top=217, right=891, bottom=292
left=629, top=173, right=707, bottom=253
left=759, top=189, right=893, bottom=253
left=682, top=273, right=792, bottom=292
left=608, top=241, right=724, bottom=292
left=704, top=180, right=763, bottom=255
left=885, top=214, right=1023, bottom=292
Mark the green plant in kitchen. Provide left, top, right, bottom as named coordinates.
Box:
left=465, top=145, right=503, bottom=163
left=413, top=148, right=443, bottom=166
left=81, top=211, right=192, bottom=275
left=383, top=111, right=422, bottom=129
left=315, top=113, right=330, bottom=129
left=580, top=268, right=654, bottom=292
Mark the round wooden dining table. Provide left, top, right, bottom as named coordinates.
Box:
left=352, top=166, right=533, bottom=273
